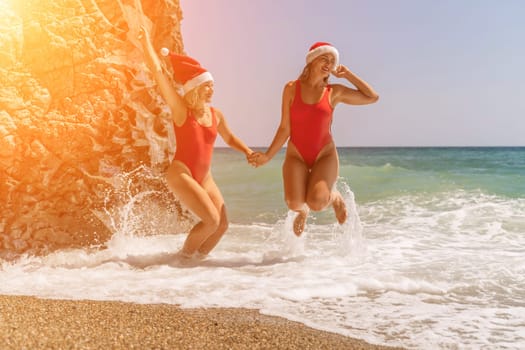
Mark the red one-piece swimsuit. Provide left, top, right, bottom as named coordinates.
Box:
left=289, top=80, right=334, bottom=168
left=172, top=108, right=217, bottom=184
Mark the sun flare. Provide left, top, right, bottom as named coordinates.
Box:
left=0, top=0, right=10, bottom=12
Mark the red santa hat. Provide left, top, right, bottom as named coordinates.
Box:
left=305, top=42, right=339, bottom=67
left=160, top=48, right=214, bottom=94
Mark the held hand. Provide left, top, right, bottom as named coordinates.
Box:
left=246, top=151, right=257, bottom=167
left=247, top=152, right=259, bottom=167
left=247, top=152, right=269, bottom=168
left=331, top=64, right=350, bottom=79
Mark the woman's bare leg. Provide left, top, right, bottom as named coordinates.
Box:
left=283, top=145, right=310, bottom=236
left=166, top=162, right=220, bottom=256
left=196, top=175, right=228, bottom=255
left=307, top=146, right=347, bottom=224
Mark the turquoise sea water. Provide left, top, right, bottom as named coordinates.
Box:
left=2, top=147, right=524, bottom=349
left=214, top=146, right=525, bottom=220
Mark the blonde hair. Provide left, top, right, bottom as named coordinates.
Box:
left=183, top=86, right=206, bottom=113
left=298, top=61, right=329, bottom=85
left=298, top=65, right=311, bottom=81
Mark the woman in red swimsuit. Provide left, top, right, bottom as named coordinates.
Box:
left=251, top=42, right=379, bottom=236
left=140, top=26, right=253, bottom=258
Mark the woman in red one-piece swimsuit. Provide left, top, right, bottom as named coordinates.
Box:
left=251, top=42, right=379, bottom=236
left=140, top=26, right=253, bottom=258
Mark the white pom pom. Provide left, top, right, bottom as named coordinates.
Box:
left=160, top=47, right=170, bottom=57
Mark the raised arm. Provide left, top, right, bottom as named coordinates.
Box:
left=330, top=65, right=379, bottom=106
left=138, top=26, right=186, bottom=124
left=215, top=108, right=253, bottom=158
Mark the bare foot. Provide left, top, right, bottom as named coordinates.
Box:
left=168, top=250, right=195, bottom=267
left=293, top=210, right=308, bottom=236
left=176, top=249, right=194, bottom=259
left=170, top=249, right=212, bottom=267
left=194, top=252, right=208, bottom=260
left=332, top=192, right=347, bottom=224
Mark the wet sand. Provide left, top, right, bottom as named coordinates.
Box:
left=0, top=295, right=404, bottom=349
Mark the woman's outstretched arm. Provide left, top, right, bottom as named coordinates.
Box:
left=138, top=26, right=186, bottom=124
left=250, top=81, right=294, bottom=167
left=215, top=108, right=253, bottom=158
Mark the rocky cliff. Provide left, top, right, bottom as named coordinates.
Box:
left=0, top=0, right=191, bottom=259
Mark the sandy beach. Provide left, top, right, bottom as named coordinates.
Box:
left=0, top=295, right=403, bottom=349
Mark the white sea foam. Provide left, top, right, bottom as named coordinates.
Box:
left=1, top=181, right=525, bottom=349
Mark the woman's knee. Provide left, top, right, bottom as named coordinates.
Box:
left=201, top=209, right=221, bottom=232
left=216, top=206, right=229, bottom=233
left=285, top=197, right=306, bottom=211
left=217, top=218, right=229, bottom=234
left=306, top=190, right=330, bottom=211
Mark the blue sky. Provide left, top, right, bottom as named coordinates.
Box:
left=180, top=0, right=524, bottom=147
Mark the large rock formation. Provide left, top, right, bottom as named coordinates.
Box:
left=0, top=0, right=191, bottom=259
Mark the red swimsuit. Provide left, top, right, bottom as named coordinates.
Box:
left=173, top=108, right=217, bottom=184
left=289, top=80, right=334, bottom=168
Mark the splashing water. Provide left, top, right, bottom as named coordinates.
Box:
left=2, top=147, right=525, bottom=349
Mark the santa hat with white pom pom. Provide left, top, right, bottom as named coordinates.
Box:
left=160, top=48, right=214, bottom=95
left=305, top=42, right=339, bottom=67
